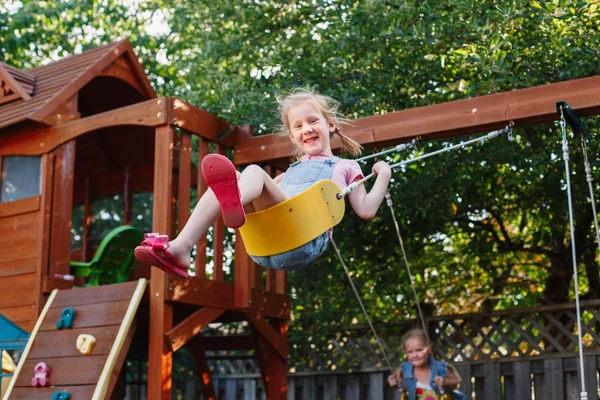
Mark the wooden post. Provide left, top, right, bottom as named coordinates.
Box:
left=123, top=166, right=132, bottom=225
left=195, top=138, right=209, bottom=278
left=148, top=124, right=175, bottom=400
left=48, top=141, right=75, bottom=277
left=188, top=338, right=216, bottom=400
left=254, top=320, right=288, bottom=399
left=82, top=175, right=93, bottom=261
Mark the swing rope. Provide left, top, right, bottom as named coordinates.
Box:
left=330, top=238, right=395, bottom=373
left=559, top=108, right=588, bottom=400
left=580, top=137, right=600, bottom=263
left=338, top=124, right=513, bottom=199
left=384, top=192, right=430, bottom=344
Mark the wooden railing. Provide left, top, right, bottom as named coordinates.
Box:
left=171, top=125, right=287, bottom=302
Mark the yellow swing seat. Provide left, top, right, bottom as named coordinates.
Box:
left=238, top=179, right=345, bottom=257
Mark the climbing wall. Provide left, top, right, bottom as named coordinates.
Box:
left=3, top=279, right=147, bottom=400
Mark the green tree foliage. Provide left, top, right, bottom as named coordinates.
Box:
left=3, top=0, right=600, bottom=366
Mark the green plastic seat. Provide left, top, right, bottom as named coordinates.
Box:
left=70, top=225, right=143, bottom=286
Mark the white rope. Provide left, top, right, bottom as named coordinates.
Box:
left=338, top=125, right=512, bottom=199
left=580, top=137, right=600, bottom=264
left=330, top=238, right=395, bottom=373
left=384, top=192, right=448, bottom=395
left=559, top=113, right=588, bottom=400
left=355, top=142, right=413, bottom=162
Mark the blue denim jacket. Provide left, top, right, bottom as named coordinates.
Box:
left=249, top=157, right=339, bottom=270
left=400, top=356, right=466, bottom=400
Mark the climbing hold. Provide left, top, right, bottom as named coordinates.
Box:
left=31, top=361, right=51, bottom=387
left=51, top=392, right=71, bottom=400
left=56, top=307, right=76, bottom=330
left=76, top=334, right=96, bottom=355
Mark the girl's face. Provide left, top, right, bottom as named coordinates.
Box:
left=404, top=338, right=430, bottom=368
left=287, top=100, right=335, bottom=156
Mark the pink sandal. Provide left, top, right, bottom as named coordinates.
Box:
left=134, top=233, right=189, bottom=278
left=201, top=154, right=246, bottom=228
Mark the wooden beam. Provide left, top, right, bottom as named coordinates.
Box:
left=253, top=320, right=288, bottom=399
left=148, top=124, right=175, bottom=400
left=0, top=97, right=169, bottom=156
left=187, top=337, right=216, bottom=400
left=166, top=277, right=234, bottom=309
left=165, top=307, right=225, bottom=352
left=233, top=75, right=600, bottom=165
left=242, top=309, right=287, bottom=359
left=250, top=290, right=291, bottom=320
left=171, top=98, right=233, bottom=147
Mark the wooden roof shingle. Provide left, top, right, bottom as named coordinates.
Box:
left=0, top=39, right=155, bottom=130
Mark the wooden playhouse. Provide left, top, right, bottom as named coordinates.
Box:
left=1, top=39, right=600, bottom=398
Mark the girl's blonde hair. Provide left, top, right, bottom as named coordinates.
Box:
left=277, top=88, right=363, bottom=160
left=402, top=328, right=430, bottom=351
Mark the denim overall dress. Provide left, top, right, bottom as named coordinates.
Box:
left=249, top=156, right=340, bottom=271
left=400, top=356, right=466, bottom=400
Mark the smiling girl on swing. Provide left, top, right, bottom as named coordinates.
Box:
left=135, top=88, right=392, bottom=275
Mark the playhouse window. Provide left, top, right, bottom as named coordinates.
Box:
left=1, top=156, right=42, bottom=203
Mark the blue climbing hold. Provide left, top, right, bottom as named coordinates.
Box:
left=56, top=307, right=76, bottom=330
left=52, top=391, right=71, bottom=400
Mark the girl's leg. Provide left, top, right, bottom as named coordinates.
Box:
left=168, top=164, right=288, bottom=268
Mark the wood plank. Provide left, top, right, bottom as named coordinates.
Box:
left=50, top=280, right=141, bottom=308
left=244, top=309, right=287, bottom=359
left=28, top=325, right=120, bottom=359
left=10, top=385, right=96, bottom=399
left=300, top=376, right=316, bottom=400
left=513, top=361, right=532, bottom=400
left=48, top=141, right=75, bottom=277
left=213, top=147, right=226, bottom=282
left=343, top=375, right=360, bottom=400
left=250, top=290, right=291, bottom=320
left=253, top=320, right=287, bottom=400
left=15, top=355, right=106, bottom=386
left=123, top=167, right=133, bottom=225
left=37, top=153, right=54, bottom=315
left=484, top=362, right=502, bottom=399
left=234, top=229, right=251, bottom=309
left=166, top=307, right=225, bottom=352
left=177, top=132, right=192, bottom=234
left=234, top=75, right=600, bottom=165
left=0, top=210, right=39, bottom=233
left=584, top=355, right=597, bottom=397
left=323, top=375, right=337, bottom=400
left=172, top=98, right=232, bottom=146
left=40, top=300, right=131, bottom=331
left=0, top=196, right=40, bottom=218
left=544, top=358, right=565, bottom=400
left=167, top=277, right=235, bottom=309
left=0, top=305, right=36, bottom=326
left=0, top=98, right=169, bottom=156
left=187, top=336, right=216, bottom=400
left=368, top=372, right=383, bottom=400
left=195, top=139, right=209, bottom=279
left=0, top=273, right=37, bottom=307
left=148, top=124, right=174, bottom=400
left=0, top=255, right=39, bottom=278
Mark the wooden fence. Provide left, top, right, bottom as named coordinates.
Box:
left=124, top=298, right=600, bottom=399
